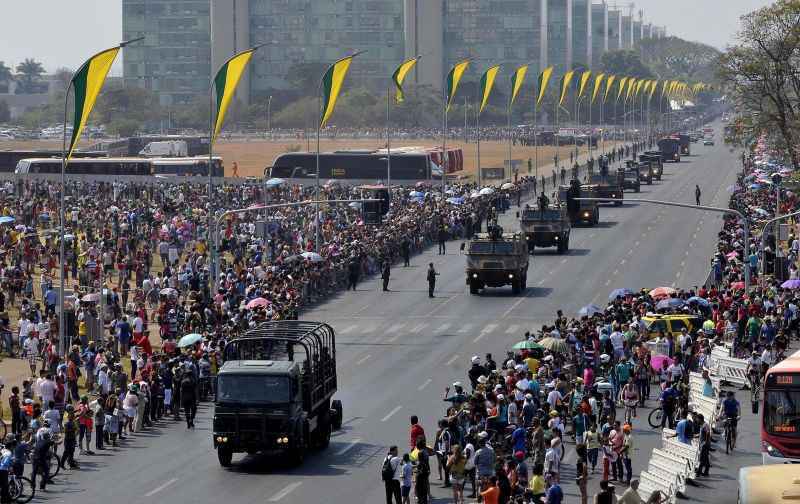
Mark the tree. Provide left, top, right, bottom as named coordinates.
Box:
left=15, top=58, right=45, bottom=94
left=53, top=67, right=73, bottom=91
left=640, top=37, right=721, bottom=85
left=600, top=50, right=654, bottom=80
left=718, top=0, right=800, bottom=169
left=0, top=62, right=12, bottom=93
left=0, top=100, right=10, bottom=123
left=94, top=84, right=161, bottom=126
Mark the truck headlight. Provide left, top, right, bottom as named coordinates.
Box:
left=508, top=274, right=514, bottom=279
left=216, top=436, right=228, bottom=443
left=583, top=211, right=590, bottom=217
left=554, top=235, right=559, bottom=240
left=472, top=273, right=478, bottom=279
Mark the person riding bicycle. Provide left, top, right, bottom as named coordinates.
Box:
left=746, top=351, right=762, bottom=390
left=722, top=391, right=740, bottom=435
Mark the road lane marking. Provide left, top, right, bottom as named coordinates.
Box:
left=473, top=324, right=497, bottom=342
left=620, top=259, right=626, bottom=265
left=335, top=439, right=361, bottom=456
left=424, top=293, right=461, bottom=316
left=386, top=333, right=401, bottom=343
left=457, top=324, right=474, bottom=334
left=560, top=258, right=567, bottom=264
left=386, top=323, right=405, bottom=334
left=145, top=478, right=178, bottom=497
left=381, top=406, right=403, bottom=422
left=408, top=323, right=428, bottom=334
left=417, top=379, right=432, bottom=391
left=612, top=269, right=618, bottom=276
left=355, top=354, right=372, bottom=366
left=605, top=279, right=611, bottom=286
left=435, top=323, right=452, bottom=333
left=340, top=324, right=358, bottom=334
left=634, top=241, right=640, bottom=246
left=505, top=325, right=520, bottom=334
left=352, top=304, right=371, bottom=315
left=269, top=482, right=303, bottom=502
left=445, top=354, right=460, bottom=366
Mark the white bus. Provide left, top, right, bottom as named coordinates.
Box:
left=15, top=156, right=224, bottom=177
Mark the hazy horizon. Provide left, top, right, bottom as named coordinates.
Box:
left=0, top=0, right=772, bottom=73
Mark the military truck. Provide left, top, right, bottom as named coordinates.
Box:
left=622, top=163, right=641, bottom=192
left=631, top=159, right=653, bottom=185
left=519, top=205, right=571, bottom=254
left=640, top=152, right=663, bottom=180
left=587, top=171, right=624, bottom=206
left=657, top=138, right=681, bottom=162
left=558, top=183, right=600, bottom=226
left=465, top=224, right=529, bottom=295
left=213, top=321, right=342, bottom=467
left=677, top=134, right=691, bottom=155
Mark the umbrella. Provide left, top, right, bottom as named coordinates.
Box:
left=81, top=293, right=100, bottom=303
left=687, top=296, right=710, bottom=307
left=301, top=251, right=324, bottom=262
left=726, top=185, right=740, bottom=192
left=283, top=254, right=301, bottom=264
left=657, top=298, right=685, bottom=310
left=409, top=191, right=424, bottom=198
left=446, top=197, right=464, bottom=205
left=159, top=287, right=178, bottom=296
left=470, top=192, right=481, bottom=199
left=246, top=297, right=270, bottom=309
left=512, top=340, right=544, bottom=350
left=749, top=183, right=763, bottom=190
left=650, top=355, right=674, bottom=371
left=348, top=202, right=361, bottom=209
left=501, top=182, right=515, bottom=190
left=539, top=337, right=569, bottom=353
left=578, top=304, right=603, bottom=317
left=178, top=333, right=203, bottom=348
left=479, top=187, right=495, bottom=196
left=415, top=181, right=428, bottom=188
left=324, top=179, right=340, bottom=187
left=781, top=279, right=800, bottom=289
left=14, top=225, right=24, bottom=231
left=0, top=216, right=14, bottom=225
left=730, top=281, right=745, bottom=290
left=725, top=251, right=738, bottom=259
left=266, top=178, right=286, bottom=187
left=649, top=287, right=676, bottom=299
left=608, top=288, right=634, bottom=301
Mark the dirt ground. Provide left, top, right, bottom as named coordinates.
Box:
left=2, top=138, right=619, bottom=179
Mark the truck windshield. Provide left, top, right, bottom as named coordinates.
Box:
left=469, top=242, right=514, bottom=254
left=764, top=387, right=800, bottom=437
left=216, top=375, right=291, bottom=404
left=522, top=209, right=560, bottom=221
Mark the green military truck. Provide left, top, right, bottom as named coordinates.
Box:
left=465, top=225, right=529, bottom=295
left=213, top=321, right=343, bottom=467
left=622, top=163, right=641, bottom=192
left=519, top=205, right=571, bottom=254
left=640, top=152, right=663, bottom=180
left=586, top=172, right=624, bottom=206
left=558, top=183, right=600, bottom=226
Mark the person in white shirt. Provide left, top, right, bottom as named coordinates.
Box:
left=97, top=365, right=110, bottom=395
left=761, top=347, right=776, bottom=368
left=39, top=374, right=56, bottom=405
left=667, top=361, right=684, bottom=382
left=18, top=317, right=33, bottom=352
left=609, top=330, right=624, bottom=359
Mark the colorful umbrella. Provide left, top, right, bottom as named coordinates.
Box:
left=246, top=297, right=270, bottom=309
left=657, top=298, right=685, bottom=310
left=266, top=178, right=286, bottom=187
left=178, top=333, right=203, bottom=348
left=539, top=337, right=569, bottom=353
left=687, top=296, right=710, bottom=307
left=0, top=216, right=14, bottom=225
left=649, top=287, right=677, bottom=299
left=781, top=279, right=800, bottom=289
left=512, top=340, right=544, bottom=350
left=608, top=288, right=634, bottom=301
left=301, top=251, right=324, bottom=263
left=730, top=281, right=745, bottom=290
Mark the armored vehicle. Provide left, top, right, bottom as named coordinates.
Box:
left=465, top=224, right=529, bottom=295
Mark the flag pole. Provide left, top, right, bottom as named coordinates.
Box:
left=533, top=100, right=538, bottom=183
left=58, top=79, right=72, bottom=357
left=442, top=87, right=447, bottom=195
left=386, top=87, right=391, bottom=187
left=477, top=90, right=481, bottom=188
left=316, top=91, right=321, bottom=252
left=507, top=100, right=512, bottom=183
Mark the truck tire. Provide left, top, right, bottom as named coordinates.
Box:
left=614, top=200, right=622, bottom=206
left=635, top=185, right=640, bottom=193
left=469, top=280, right=480, bottom=295
left=217, top=447, right=233, bottom=467
left=557, top=240, right=565, bottom=254
left=512, top=280, right=521, bottom=295
left=647, top=177, right=652, bottom=185
left=290, top=422, right=308, bottom=466
left=331, top=400, right=343, bottom=430
left=564, top=234, right=570, bottom=252
left=316, top=411, right=331, bottom=450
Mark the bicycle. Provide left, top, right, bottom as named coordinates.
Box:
left=8, top=469, right=34, bottom=503
left=723, top=416, right=738, bottom=454
left=751, top=380, right=761, bottom=414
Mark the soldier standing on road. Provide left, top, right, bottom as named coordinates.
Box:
left=347, top=255, right=360, bottom=290
left=560, top=167, right=566, bottom=184
left=381, top=261, right=391, bottom=292
left=437, top=226, right=448, bottom=255
left=427, top=263, right=439, bottom=298
left=695, top=185, right=702, bottom=206
left=401, top=238, right=411, bottom=267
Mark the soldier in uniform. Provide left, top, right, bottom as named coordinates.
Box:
left=427, top=263, right=439, bottom=298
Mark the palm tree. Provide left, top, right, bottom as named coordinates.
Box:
left=15, top=58, right=45, bottom=94
left=0, top=62, right=12, bottom=93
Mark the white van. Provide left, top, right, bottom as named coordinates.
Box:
left=139, top=140, right=188, bottom=157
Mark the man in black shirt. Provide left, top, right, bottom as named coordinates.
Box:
left=415, top=438, right=430, bottom=504
left=31, top=432, right=53, bottom=491
left=180, top=371, right=197, bottom=429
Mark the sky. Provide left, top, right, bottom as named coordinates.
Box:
left=0, top=0, right=774, bottom=74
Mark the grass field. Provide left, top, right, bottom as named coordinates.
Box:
left=2, top=138, right=618, bottom=179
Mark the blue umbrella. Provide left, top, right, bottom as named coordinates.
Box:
left=687, top=296, right=710, bottom=307
left=578, top=304, right=603, bottom=317
left=608, top=288, right=634, bottom=301
left=749, top=183, right=763, bottom=190
left=0, top=216, right=14, bottom=225
left=178, top=333, right=203, bottom=348
left=266, top=177, right=286, bottom=187
left=656, top=298, right=685, bottom=310
left=446, top=197, right=464, bottom=205
left=409, top=191, right=424, bottom=198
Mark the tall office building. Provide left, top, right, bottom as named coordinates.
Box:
left=122, top=0, right=212, bottom=106
left=122, top=0, right=657, bottom=105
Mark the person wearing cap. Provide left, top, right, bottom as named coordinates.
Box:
left=473, top=437, right=495, bottom=482
left=544, top=437, right=561, bottom=484
left=468, top=356, right=486, bottom=390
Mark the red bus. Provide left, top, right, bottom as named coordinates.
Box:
left=762, top=348, right=800, bottom=464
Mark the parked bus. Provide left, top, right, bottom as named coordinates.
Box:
left=269, top=151, right=436, bottom=180
left=761, top=348, right=800, bottom=464
left=0, top=150, right=106, bottom=172
left=15, top=156, right=224, bottom=177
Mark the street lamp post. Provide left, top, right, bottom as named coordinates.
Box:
left=267, top=95, right=272, bottom=139
left=576, top=197, right=752, bottom=291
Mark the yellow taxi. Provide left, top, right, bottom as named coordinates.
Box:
left=640, top=314, right=703, bottom=339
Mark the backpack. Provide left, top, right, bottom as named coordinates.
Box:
left=381, top=456, right=396, bottom=482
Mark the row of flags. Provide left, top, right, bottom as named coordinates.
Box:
left=65, top=41, right=711, bottom=163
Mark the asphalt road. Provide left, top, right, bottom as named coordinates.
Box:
left=46, top=130, right=751, bottom=504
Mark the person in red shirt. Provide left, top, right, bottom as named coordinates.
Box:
left=409, top=415, right=425, bottom=451
left=480, top=476, right=500, bottom=504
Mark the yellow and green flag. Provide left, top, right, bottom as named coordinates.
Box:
left=626, top=78, right=637, bottom=101
left=479, top=65, right=501, bottom=115
left=559, top=70, right=575, bottom=106
left=616, top=76, right=629, bottom=102
left=213, top=47, right=260, bottom=142
left=635, top=79, right=645, bottom=97
left=446, top=59, right=471, bottom=112
left=536, top=66, right=554, bottom=106
left=648, top=80, right=658, bottom=100
left=661, top=80, right=669, bottom=99
left=603, top=75, right=616, bottom=103
left=68, top=46, right=122, bottom=160
left=591, top=73, right=606, bottom=104
left=320, top=51, right=363, bottom=128
left=509, top=64, right=529, bottom=108
left=392, top=56, right=420, bottom=103
left=578, top=70, right=592, bottom=99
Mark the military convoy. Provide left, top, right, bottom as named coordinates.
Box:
left=519, top=205, right=571, bottom=254
left=622, top=163, right=641, bottom=192
left=586, top=171, right=624, bottom=206
left=558, top=181, right=600, bottom=226
left=640, top=152, right=663, bottom=180
left=465, top=224, right=529, bottom=295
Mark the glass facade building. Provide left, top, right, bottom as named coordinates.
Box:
left=572, top=0, right=589, bottom=68
left=122, top=0, right=211, bottom=105
left=546, top=0, right=571, bottom=74
left=607, top=9, right=621, bottom=51
left=590, top=3, right=607, bottom=68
